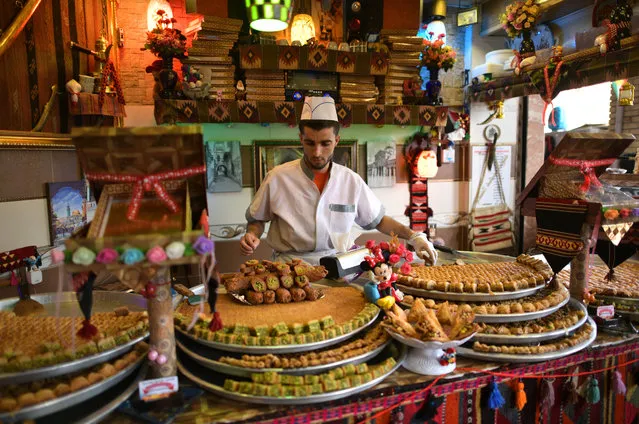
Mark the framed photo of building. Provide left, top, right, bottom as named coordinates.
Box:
left=253, top=140, right=358, bottom=191
left=366, top=141, right=397, bottom=188
left=205, top=141, right=243, bottom=193
left=46, top=180, right=96, bottom=246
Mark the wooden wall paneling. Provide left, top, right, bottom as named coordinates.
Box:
left=382, top=0, right=421, bottom=30
left=0, top=149, right=80, bottom=201
left=34, top=0, right=63, bottom=133
left=240, top=145, right=253, bottom=187
left=0, top=3, right=31, bottom=131
left=196, top=0, right=228, bottom=17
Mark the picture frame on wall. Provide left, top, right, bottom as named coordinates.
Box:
left=205, top=141, right=243, bottom=193
left=253, top=140, right=358, bottom=191
left=46, top=180, right=97, bottom=246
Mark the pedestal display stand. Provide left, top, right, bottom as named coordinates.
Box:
left=61, top=126, right=212, bottom=378
left=517, top=132, right=637, bottom=303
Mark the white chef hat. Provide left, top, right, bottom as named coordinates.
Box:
left=300, top=96, right=338, bottom=122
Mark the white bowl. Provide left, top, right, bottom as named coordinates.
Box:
left=385, top=329, right=475, bottom=376
left=486, top=49, right=514, bottom=65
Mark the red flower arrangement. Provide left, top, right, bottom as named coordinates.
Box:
left=142, top=10, right=187, bottom=60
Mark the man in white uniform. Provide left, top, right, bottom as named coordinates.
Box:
left=240, top=96, right=437, bottom=266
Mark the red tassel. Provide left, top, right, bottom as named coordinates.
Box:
left=515, top=381, right=527, bottom=411
left=208, top=312, right=223, bottom=332
left=77, top=319, right=98, bottom=339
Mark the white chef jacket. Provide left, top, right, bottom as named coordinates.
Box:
left=246, top=159, right=385, bottom=264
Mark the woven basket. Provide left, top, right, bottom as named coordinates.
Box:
left=539, top=174, right=587, bottom=200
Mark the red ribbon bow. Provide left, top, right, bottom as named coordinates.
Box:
left=86, top=165, right=206, bottom=220
left=548, top=157, right=616, bottom=192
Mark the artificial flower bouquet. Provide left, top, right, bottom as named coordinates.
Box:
left=142, top=9, right=187, bottom=60
left=499, top=0, right=542, bottom=38
left=421, top=32, right=457, bottom=72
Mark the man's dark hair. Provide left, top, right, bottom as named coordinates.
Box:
left=298, top=120, right=340, bottom=136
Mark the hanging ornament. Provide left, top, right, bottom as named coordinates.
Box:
left=540, top=379, right=555, bottom=417
left=515, top=380, right=527, bottom=411
left=585, top=376, right=600, bottom=404
left=488, top=378, right=505, bottom=410
left=563, top=372, right=580, bottom=405
left=413, top=393, right=444, bottom=421
left=542, top=61, right=564, bottom=126
left=75, top=272, right=98, bottom=339
left=613, top=370, right=627, bottom=396
left=619, top=80, right=635, bottom=106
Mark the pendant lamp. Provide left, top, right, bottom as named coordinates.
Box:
left=291, top=0, right=316, bottom=45
left=246, top=0, right=292, bottom=32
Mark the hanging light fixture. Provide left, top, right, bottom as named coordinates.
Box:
left=290, top=0, right=316, bottom=45
left=246, top=0, right=292, bottom=32
left=619, top=80, right=635, bottom=106
left=418, top=0, right=447, bottom=45
left=415, top=149, right=439, bottom=178
left=147, top=0, right=173, bottom=31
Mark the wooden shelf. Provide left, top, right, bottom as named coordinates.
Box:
left=466, top=36, right=639, bottom=103
left=154, top=100, right=458, bottom=126
left=238, top=45, right=390, bottom=75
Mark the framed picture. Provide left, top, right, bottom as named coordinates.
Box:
left=366, top=141, right=397, bottom=188
left=457, top=7, right=478, bottom=26
left=205, top=141, right=243, bottom=193
left=46, top=180, right=97, bottom=246
left=253, top=140, right=358, bottom=191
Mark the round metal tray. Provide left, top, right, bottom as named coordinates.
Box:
left=457, top=317, right=597, bottom=363
left=174, top=284, right=380, bottom=354
left=474, top=288, right=571, bottom=324
left=175, top=309, right=380, bottom=354
left=0, top=353, right=145, bottom=423
left=398, top=283, right=546, bottom=302
left=177, top=342, right=406, bottom=405
left=176, top=332, right=391, bottom=377
left=474, top=298, right=588, bottom=345
left=40, top=363, right=148, bottom=424
left=0, top=291, right=148, bottom=386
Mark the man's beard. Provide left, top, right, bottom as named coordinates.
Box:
left=305, top=154, right=333, bottom=170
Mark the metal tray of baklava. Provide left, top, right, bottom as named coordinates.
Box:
left=397, top=283, right=546, bottom=302
left=173, top=284, right=379, bottom=354
left=0, top=291, right=148, bottom=385
left=177, top=342, right=406, bottom=405
left=0, top=354, right=145, bottom=423
left=474, top=298, right=588, bottom=344
left=176, top=331, right=391, bottom=378
left=457, top=317, right=596, bottom=363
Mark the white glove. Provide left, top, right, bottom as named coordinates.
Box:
left=408, top=233, right=438, bottom=266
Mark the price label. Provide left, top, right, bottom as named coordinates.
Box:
left=597, top=305, right=615, bottom=320
left=139, top=376, right=179, bottom=402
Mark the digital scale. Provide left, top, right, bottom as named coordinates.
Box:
left=285, top=71, right=338, bottom=102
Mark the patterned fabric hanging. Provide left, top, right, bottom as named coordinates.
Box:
left=535, top=198, right=589, bottom=274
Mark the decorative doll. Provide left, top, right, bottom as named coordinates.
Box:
left=359, top=235, right=414, bottom=311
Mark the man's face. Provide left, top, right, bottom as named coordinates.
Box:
left=300, top=126, right=340, bottom=171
